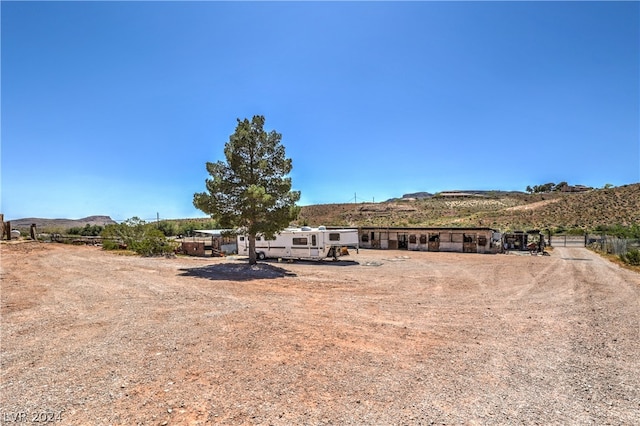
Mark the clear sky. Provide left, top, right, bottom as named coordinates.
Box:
left=2, top=1, right=638, bottom=221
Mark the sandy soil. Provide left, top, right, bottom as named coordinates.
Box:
left=504, top=199, right=561, bottom=211
left=1, top=242, right=639, bottom=425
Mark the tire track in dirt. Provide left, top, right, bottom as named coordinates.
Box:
left=551, top=247, right=640, bottom=424
left=3, top=243, right=639, bottom=424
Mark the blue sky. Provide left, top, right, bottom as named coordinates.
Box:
left=2, top=1, right=638, bottom=221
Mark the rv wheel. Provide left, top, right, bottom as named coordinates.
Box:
left=257, top=252, right=266, bottom=260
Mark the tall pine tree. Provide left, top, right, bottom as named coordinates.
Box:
left=193, top=115, right=301, bottom=264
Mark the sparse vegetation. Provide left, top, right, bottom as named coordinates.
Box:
left=593, top=224, right=640, bottom=239
left=297, top=184, right=640, bottom=233
left=68, top=224, right=104, bottom=236
left=620, top=249, right=640, bottom=266
left=101, top=217, right=177, bottom=256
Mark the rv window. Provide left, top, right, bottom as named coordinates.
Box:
left=239, top=236, right=245, bottom=242
left=312, top=235, right=317, bottom=246
left=292, top=237, right=308, bottom=246
left=329, top=233, right=340, bottom=241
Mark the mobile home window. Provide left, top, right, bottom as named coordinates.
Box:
left=329, top=233, right=340, bottom=241
left=292, top=237, right=308, bottom=246
left=239, top=236, right=245, bottom=242
left=409, top=234, right=417, bottom=244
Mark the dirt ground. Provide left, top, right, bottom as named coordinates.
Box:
left=1, top=242, right=639, bottom=425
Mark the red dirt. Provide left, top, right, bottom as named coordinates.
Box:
left=1, top=242, right=639, bottom=424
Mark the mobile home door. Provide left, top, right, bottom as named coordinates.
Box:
left=310, top=234, right=319, bottom=258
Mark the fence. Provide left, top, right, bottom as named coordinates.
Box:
left=586, top=235, right=640, bottom=256
left=547, top=234, right=587, bottom=247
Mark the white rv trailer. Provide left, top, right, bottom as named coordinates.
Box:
left=237, top=226, right=359, bottom=261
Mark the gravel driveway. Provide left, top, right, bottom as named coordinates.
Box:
left=1, top=243, right=639, bottom=424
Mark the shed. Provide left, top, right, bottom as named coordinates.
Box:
left=358, top=226, right=501, bottom=254
left=181, top=229, right=237, bottom=256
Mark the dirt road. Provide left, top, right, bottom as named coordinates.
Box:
left=1, top=243, right=639, bottom=424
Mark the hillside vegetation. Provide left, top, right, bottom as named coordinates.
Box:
left=296, top=183, right=640, bottom=232
left=8, top=184, right=638, bottom=236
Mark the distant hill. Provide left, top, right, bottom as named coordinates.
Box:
left=297, top=183, right=640, bottom=232
left=9, top=215, right=117, bottom=231
left=7, top=184, right=638, bottom=234
left=389, top=191, right=434, bottom=201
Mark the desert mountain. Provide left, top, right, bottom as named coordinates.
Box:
left=9, top=215, right=117, bottom=231
left=297, top=183, right=640, bottom=232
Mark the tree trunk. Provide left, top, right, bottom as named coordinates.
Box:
left=248, top=234, right=257, bottom=265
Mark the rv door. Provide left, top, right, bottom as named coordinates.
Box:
left=310, top=233, right=319, bottom=258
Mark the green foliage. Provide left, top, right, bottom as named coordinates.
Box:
left=147, top=219, right=221, bottom=237
left=526, top=182, right=573, bottom=193
left=593, top=224, right=640, bottom=239
left=528, top=182, right=556, bottom=193
left=131, top=228, right=176, bottom=256
left=175, top=219, right=219, bottom=237
left=156, top=221, right=177, bottom=237
left=68, top=224, right=103, bottom=236
left=101, top=217, right=177, bottom=256
left=620, top=249, right=640, bottom=266
left=565, top=227, right=587, bottom=236
left=193, top=115, right=301, bottom=264
left=102, top=239, right=121, bottom=250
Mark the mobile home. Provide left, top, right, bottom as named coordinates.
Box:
left=237, top=226, right=359, bottom=261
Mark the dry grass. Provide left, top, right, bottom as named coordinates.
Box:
left=297, top=183, right=640, bottom=232
left=590, top=249, right=640, bottom=274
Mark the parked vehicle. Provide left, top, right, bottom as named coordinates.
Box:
left=237, top=226, right=359, bottom=261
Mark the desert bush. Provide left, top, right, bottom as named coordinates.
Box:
left=156, top=221, right=177, bottom=237
left=620, top=249, right=640, bottom=266
left=102, top=239, right=122, bottom=250
left=173, top=219, right=219, bottom=237
left=129, top=228, right=177, bottom=256
left=102, top=217, right=177, bottom=256
left=68, top=224, right=103, bottom=236
left=594, top=224, right=640, bottom=239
